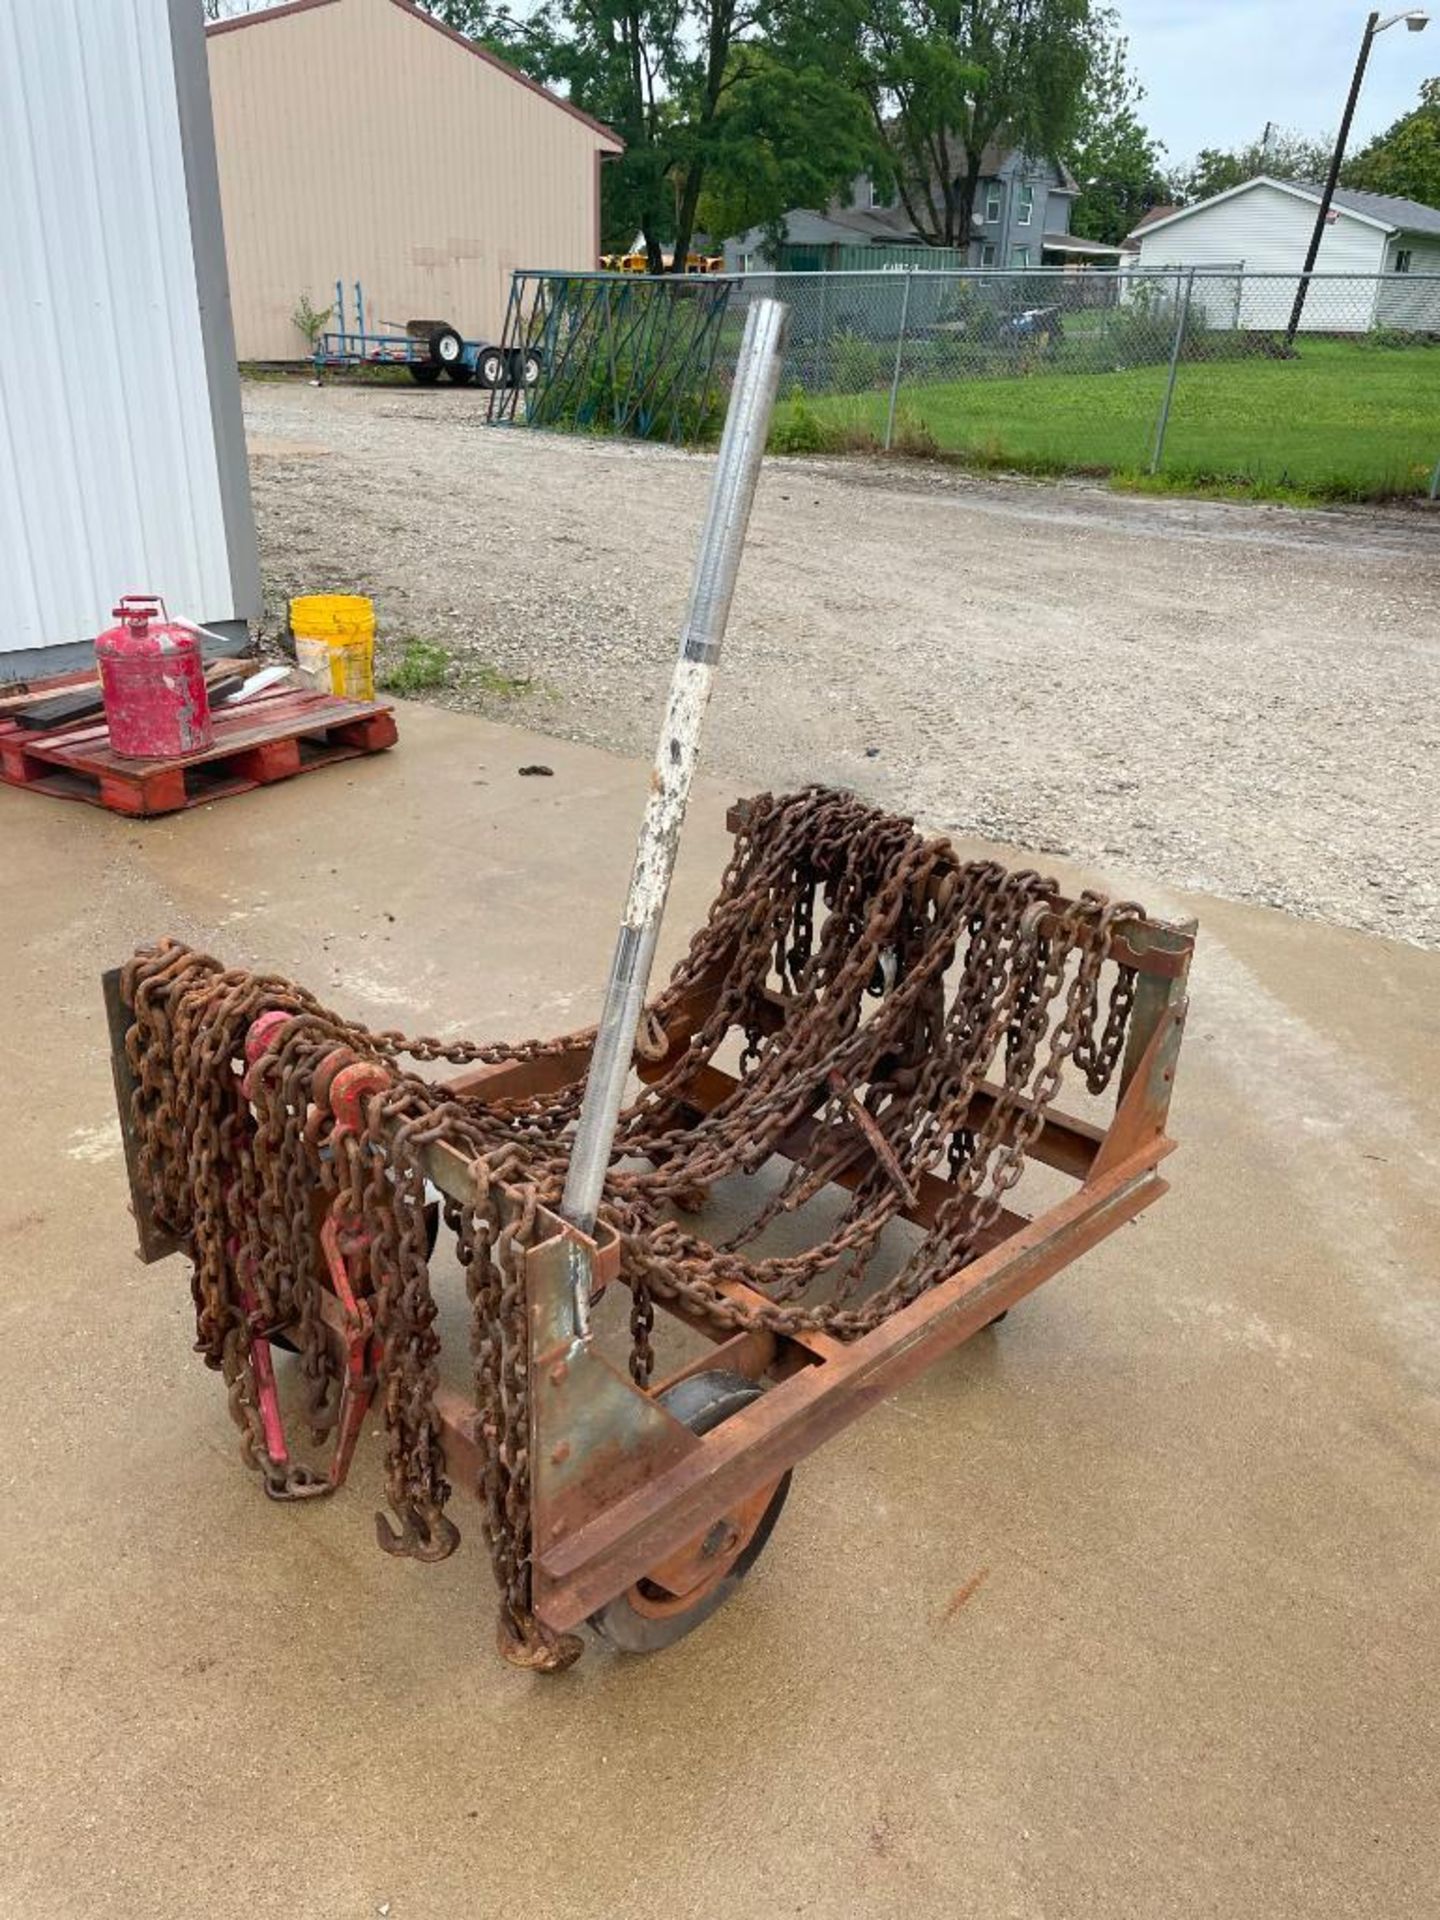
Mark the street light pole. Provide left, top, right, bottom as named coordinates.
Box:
left=1284, top=8, right=1429, bottom=349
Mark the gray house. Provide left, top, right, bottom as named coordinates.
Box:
left=723, top=148, right=1123, bottom=271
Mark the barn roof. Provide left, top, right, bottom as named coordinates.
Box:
left=207, top=0, right=622, bottom=150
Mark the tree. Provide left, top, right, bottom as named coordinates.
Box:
left=695, top=45, right=878, bottom=252
left=421, top=2, right=874, bottom=269
left=1344, top=77, right=1440, bottom=207
left=852, top=0, right=1096, bottom=251
left=1064, top=23, right=1166, bottom=245
left=1168, top=126, right=1334, bottom=206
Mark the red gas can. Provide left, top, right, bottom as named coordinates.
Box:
left=96, top=595, right=213, bottom=759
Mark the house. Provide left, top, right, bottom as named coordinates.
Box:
left=1118, top=203, right=1178, bottom=260
left=1127, top=175, right=1440, bottom=330
left=2, top=0, right=259, bottom=677
left=206, top=0, right=622, bottom=361
left=723, top=149, right=1124, bottom=272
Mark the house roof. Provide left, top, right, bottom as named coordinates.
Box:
left=207, top=0, right=622, bottom=150
left=824, top=203, right=924, bottom=244
left=1124, top=203, right=1178, bottom=241
left=1304, top=181, right=1440, bottom=237
left=1133, top=174, right=1440, bottom=241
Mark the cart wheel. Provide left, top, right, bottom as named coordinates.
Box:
left=476, top=346, right=508, bottom=389
left=409, top=364, right=443, bottom=386
left=427, top=325, right=464, bottom=372
left=587, top=1369, right=790, bottom=1655
left=508, top=346, right=543, bottom=388
left=986, top=1310, right=1008, bottom=1326
left=445, top=362, right=475, bottom=386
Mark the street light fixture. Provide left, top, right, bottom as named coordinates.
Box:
left=1284, top=8, right=1429, bottom=346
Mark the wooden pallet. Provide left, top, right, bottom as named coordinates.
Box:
left=0, top=686, right=397, bottom=817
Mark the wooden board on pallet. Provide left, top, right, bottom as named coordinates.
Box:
left=0, top=686, right=397, bottom=817
left=0, top=645, right=249, bottom=720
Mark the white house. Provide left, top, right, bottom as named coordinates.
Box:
left=1128, top=175, right=1440, bottom=331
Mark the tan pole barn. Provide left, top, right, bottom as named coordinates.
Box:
left=206, top=0, right=622, bottom=362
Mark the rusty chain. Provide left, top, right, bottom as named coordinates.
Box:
left=118, top=785, right=1143, bottom=1650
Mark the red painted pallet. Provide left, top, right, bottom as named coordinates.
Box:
left=0, top=686, right=397, bottom=818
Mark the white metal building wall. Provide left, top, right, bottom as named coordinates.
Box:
left=0, top=0, right=259, bottom=665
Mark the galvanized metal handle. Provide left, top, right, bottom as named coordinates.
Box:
left=560, top=296, right=789, bottom=1274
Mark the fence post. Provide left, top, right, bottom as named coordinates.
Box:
left=1150, top=268, right=1194, bottom=476
left=884, top=271, right=913, bottom=452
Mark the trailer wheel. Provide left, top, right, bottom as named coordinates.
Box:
left=508, top=346, right=543, bottom=388
left=587, top=1369, right=791, bottom=1654
left=409, top=364, right=443, bottom=386
left=476, top=345, right=508, bottom=389
left=427, top=325, right=465, bottom=371
left=445, top=363, right=475, bottom=386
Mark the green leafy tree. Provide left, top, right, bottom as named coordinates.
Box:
left=1344, top=77, right=1440, bottom=207
left=422, top=1, right=872, bottom=269
left=1168, top=126, right=1334, bottom=206
left=696, top=42, right=880, bottom=251
left=851, top=0, right=1096, bottom=251
left=1065, top=22, right=1166, bottom=245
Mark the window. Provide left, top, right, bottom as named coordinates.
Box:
left=984, top=183, right=1002, bottom=224
left=868, top=177, right=889, bottom=209
left=1012, top=245, right=1031, bottom=269
left=1396, top=247, right=1413, bottom=273
left=1017, top=184, right=1035, bottom=226
left=980, top=241, right=997, bottom=268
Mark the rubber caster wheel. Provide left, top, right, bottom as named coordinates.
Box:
left=986, top=1309, right=1008, bottom=1326
left=587, top=1370, right=790, bottom=1654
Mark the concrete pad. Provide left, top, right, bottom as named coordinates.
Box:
left=2, top=703, right=1436, bottom=1920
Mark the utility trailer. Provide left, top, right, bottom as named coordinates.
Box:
left=312, top=280, right=540, bottom=389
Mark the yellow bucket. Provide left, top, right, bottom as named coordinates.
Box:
left=290, top=594, right=375, bottom=700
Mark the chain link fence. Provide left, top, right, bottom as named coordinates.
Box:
left=716, top=267, right=1440, bottom=500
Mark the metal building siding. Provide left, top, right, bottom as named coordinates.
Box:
left=207, top=0, right=620, bottom=361
left=0, top=0, right=244, bottom=659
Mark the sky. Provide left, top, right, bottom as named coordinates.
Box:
left=1118, top=1, right=1435, bottom=166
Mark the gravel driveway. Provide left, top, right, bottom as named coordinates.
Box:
left=246, top=381, right=1439, bottom=948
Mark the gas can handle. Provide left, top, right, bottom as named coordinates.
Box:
left=112, top=593, right=169, bottom=627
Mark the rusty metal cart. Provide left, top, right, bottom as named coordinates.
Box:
left=106, top=300, right=1195, bottom=1670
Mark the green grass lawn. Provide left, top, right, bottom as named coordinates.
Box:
left=774, top=339, right=1440, bottom=502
